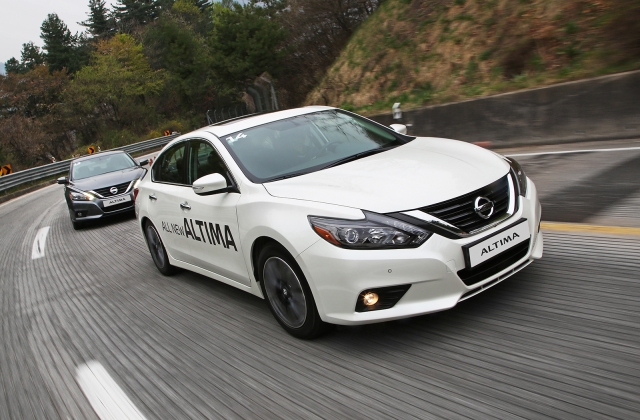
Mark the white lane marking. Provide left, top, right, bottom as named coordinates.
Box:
left=31, top=227, right=51, bottom=260
left=506, top=145, right=640, bottom=157
left=76, top=361, right=147, bottom=420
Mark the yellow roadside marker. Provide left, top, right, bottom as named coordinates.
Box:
left=541, top=222, right=640, bottom=236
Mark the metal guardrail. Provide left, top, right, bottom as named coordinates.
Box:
left=0, top=134, right=179, bottom=194
left=207, top=105, right=251, bottom=124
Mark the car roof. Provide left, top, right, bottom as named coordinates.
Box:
left=72, top=150, right=127, bottom=163
left=201, top=106, right=335, bottom=139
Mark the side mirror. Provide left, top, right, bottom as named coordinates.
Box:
left=138, top=159, right=149, bottom=166
left=192, top=173, right=228, bottom=195
left=390, top=124, right=407, bottom=135
left=57, top=176, right=69, bottom=185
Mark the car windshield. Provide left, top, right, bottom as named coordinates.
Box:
left=220, top=110, right=410, bottom=182
left=72, top=153, right=136, bottom=180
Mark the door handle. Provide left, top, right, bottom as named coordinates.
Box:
left=180, top=201, right=191, bottom=210
left=148, top=194, right=157, bottom=200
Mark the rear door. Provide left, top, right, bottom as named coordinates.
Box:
left=146, top=141, right=194, bottom=262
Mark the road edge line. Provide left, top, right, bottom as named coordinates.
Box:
left=541, top=222, right=640, bottom=236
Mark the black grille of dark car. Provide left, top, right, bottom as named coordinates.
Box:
left=103, top=201, right=134, bottom=213
left=457, top=239, right=530, bottom=286
left=419, top=175, right=510, bottom=233
left=93, top=181, right=131, bottom=197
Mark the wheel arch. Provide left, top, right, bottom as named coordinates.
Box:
left=251, top=236, right=287, bottom=285
left=140, top=216, right=152, bottom=238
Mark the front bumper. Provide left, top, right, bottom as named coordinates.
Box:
left=68, top=192, right=135, bottom=222
left=297, top=178, right=543, bottom=325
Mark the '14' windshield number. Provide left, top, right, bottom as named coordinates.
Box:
left=226, top=133, right=247, bottom=144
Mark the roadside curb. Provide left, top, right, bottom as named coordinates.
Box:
left=541, top=222, right=640, bottom=236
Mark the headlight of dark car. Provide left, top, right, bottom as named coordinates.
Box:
left=308, top=211, right=432, bottom=249
left=506, top=157, right=527, bottom=197
left=68, top=189, right=95, bottom=201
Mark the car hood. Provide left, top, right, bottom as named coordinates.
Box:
left=71, top=167, right=145, bottom=192
left=262, top=137, right=510, bottom=213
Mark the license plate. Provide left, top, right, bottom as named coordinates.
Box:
left=103, top=195, right=131, bottom=207
left=463, top=219, right=530, bottom=268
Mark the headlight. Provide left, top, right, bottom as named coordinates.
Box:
left=133, top=178, right=142, bottom=201
left=69, top=189, right=94, bottom=201
left=308, top=211, right=432, bottom=249
left=506, top=157, right=527, bottom=196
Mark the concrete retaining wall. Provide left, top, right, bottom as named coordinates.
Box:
left=368, top=70, right=640, bottom=147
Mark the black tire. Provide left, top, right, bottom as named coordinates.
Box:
left=258, top=243, right=328, bottom=339
left=144, top=221, right=177, bottom=275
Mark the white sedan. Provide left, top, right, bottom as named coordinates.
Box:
left=135, top=106, right=543, bottom=338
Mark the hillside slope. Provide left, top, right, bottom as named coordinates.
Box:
left=306, top=0, right=640, bottom=114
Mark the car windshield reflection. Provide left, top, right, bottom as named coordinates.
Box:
left=220, top=110, right=409, bottom=183
left=72, top=153, right=136, bottom=180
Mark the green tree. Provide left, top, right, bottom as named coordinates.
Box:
left=67, top=34, right=165, bottom=129
left=208, top=2, right=287, bottom=90
left=4, top=58, right=21, bottom=74
left=144, top=1, right=214, bottom=111
left=20, top=42, right=46, bottom=70
left=80, top=0, right=116, bottom=39
left=114, top=0, right=160, bottom=29
left=5, top=42, right=45, bottom=74
left=40, top=14, right=87, bottom=73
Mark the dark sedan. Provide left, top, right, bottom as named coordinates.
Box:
left=57, top=151, right=148, bottom=229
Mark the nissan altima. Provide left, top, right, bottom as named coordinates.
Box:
left=58, top=151, right=148, bottom=229
left=135, top=107, right=543, bottom=338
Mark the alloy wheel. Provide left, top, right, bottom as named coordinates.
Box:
left=263, top=257, right=307, bottom=329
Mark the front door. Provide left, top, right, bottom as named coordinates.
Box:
left=182, top=139, right=250, bottom=286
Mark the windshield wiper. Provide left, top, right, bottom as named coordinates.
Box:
left=322, top=146, right=396, bottom=170
left=266, top=171, right=311, bottom=182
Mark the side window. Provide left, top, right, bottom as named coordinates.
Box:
left=153, top=142, right=188, bottom=184
left=188, top=140, right=230, bottom=184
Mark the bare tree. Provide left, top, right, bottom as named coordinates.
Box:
left=278, top=0, right=382, bottom=105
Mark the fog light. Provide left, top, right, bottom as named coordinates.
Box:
left=356, top=285, right=411, bottom=312
left=76, top=212, right=84, bottom=217
left=362, top=292, right=379, bottom=306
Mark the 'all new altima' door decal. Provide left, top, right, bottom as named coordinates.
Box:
left=161, top=219, right=238, bottom=251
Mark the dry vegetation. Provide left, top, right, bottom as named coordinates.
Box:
left=306, top=0, right=640, bottom=114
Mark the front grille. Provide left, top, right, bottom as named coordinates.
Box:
left=420, top=175, right=510, bottom=233
left=458, top=259, right=532, bottom=302
left=457, top=239, right=530, bottom=286
left=103, top=201, right=134, bottom=213
left=93, top=181, right=131, bottom=197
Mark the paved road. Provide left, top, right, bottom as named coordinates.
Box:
left=1, top=142, right=639, bottom=419
left=501, top=138, right=640, bottom=227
